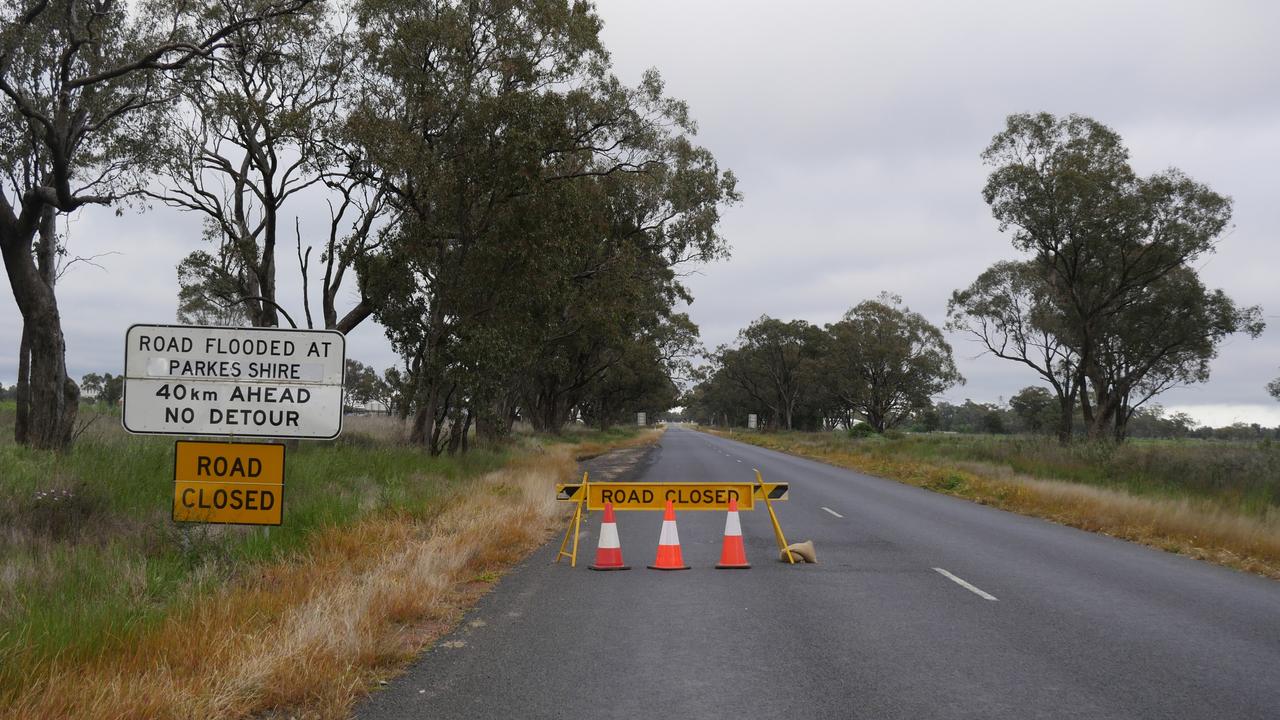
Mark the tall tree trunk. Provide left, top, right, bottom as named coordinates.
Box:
left=527, top=387, right=562, bottom=433
left=1078, top=373, right=1099, bottom=440
left=459, top=409, right=472, bottom=453
left=409, top=381, right=439, bottom=447
left=15, top=321, right=30, bottom=444
left=1088, top=388, right=1119, bottom=442
left=1056, top=395, right=1074, bottom=445
left=475, top=394, right=514, bottom=441
left=2, top=205, right=79, bottom=450
left=1113, top=393, right=1133, bottom=443
left=429, top=387, right=452, bottom=456
left=256, top=202, right=280, bottom=327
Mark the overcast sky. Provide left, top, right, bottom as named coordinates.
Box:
left=2, top=0, right=1278, bottom=427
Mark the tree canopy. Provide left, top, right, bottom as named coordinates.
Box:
left=955, top=112, right=1263, bottom=441
left=0, top=0, right=316, bottom=449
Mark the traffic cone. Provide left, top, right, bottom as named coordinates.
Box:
left=589, top=502, right=630, bottom=571
left=716, top=497, right=750, bottom=569
left=648, top=499, right=690, bottom=570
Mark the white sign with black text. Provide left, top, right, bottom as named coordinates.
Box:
left=122, top=324, right=346, bottom=439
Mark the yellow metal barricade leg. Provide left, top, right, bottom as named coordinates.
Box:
left=756, top=469, right=795, bottom=564
left=556, top=472, right=588, bottom=567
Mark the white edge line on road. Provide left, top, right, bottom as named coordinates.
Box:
left=933, top=567, right=998, bottom=601
left=821, top=506, right=844, bottom=518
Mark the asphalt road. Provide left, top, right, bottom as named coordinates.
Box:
left=356, top=425, right=1280, bottom=719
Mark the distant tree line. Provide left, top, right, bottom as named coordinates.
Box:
left=916, top=397, right=1279, bottom=441
left=0, top=0, right=736, bottom=453
left=684, top=294, right=963, bottom=432
left=684, top=383, right=1278, bottom=442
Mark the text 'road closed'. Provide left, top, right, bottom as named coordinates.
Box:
left=173, top=441, right=284, bottom=526
left=556, top=481, right=790, bottom=511
left=599, top=485, right=749, bottom=510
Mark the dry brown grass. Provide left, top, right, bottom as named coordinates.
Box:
left=340, top=413, right=410, bottom=444
left=1, top=447, right=575, bottom=720
left=956, top=461, right=1280, bottom=577
left=710, top=430, right=1280, bottom=580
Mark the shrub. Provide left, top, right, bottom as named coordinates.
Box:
left=847, top=422, right=877, bottom=439
left=21, top=482, right=107, bottom=543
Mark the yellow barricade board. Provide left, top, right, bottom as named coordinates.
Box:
left=173, top=441, right=284, bottom=525
left=555, top=482, right=788, bottom=511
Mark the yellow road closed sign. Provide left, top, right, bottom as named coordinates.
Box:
left=555, top=482, right=789, bottom=511
left=173, top=441, right=284, bottom=525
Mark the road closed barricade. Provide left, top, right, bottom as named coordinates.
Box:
left=554, top=471, right=808, bottom=568
left=556, top=481, right=787, bottom=512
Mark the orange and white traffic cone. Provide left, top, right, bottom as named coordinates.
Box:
left=648, top=499, right=690, bottom=570
left=716, top=497, right=751, bottom=569
left=589, top=502, right=630, bottom=571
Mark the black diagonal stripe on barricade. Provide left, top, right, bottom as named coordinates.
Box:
left=768, top=484, right=788, bottom=499
left=556, top=484, right=582, bottom=500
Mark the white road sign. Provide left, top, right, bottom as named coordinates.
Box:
left=748, top=413, right=758, bottom=429
left=122, top=324, right=346, bottom=439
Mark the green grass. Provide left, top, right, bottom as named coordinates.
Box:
left=0, top=404, right=516, bottom=694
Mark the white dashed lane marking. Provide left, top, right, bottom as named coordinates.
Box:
left=933, top=567, right=999, bottom=601
left=821, top=506, right=843, bottom=518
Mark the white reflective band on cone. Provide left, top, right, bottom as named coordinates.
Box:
left=599, top=522, right=620, bottom=549
left=658, top=520, right=680, bottom=546
left=724, top=511, right=742, bottom=537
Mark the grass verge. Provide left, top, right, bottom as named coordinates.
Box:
left=0, top=404, right=661, bottom=719
left=706, top=429, right=1280, bottom=580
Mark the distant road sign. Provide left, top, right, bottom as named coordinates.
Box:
left=122, top=324, right=345, bottom=439
left=173, top=441, right=284, bottom=525
left=748, top=413, right=758, bottom=429
left=637, top=412, right=647, bottom=426
left=555, top=481, right=789, bottom=511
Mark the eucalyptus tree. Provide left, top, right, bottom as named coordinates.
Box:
left=352, top=0, right=736, bottom=448
left=948, top=260, right=1080, bottom=442
left=516, top=125, right=736, bottom=434
left=1088, top=267, right=1261, bottom=440
left=154, top=0, right=385, bottom=331
left=681, top=367, right=755, bottom=428
left=0, top=0, right=313, bottom=449
left=826, top=294, right=962, bottom=433
left=1008, top=386, right=1058, bottom=435
left=981, top=112, right=1262, bottom=439
left=577, top=314, right=696, bottom=430
left=349, top=0, right=603, bottom=447
left=714, top=317, right=826, bottom=431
